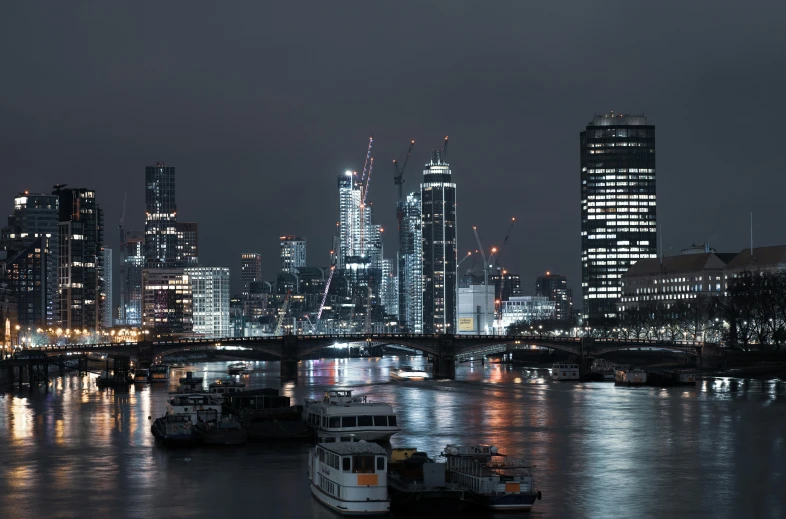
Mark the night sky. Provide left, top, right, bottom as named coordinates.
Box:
left=2, top=2, right=785, bottom=297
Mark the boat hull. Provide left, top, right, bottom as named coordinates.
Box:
left=310, top=482, right=390, bottom=516
left=150, top=419, right=200, bottom=447
left=388, top=482, right=473, bottom=515
left=480, top=492, right=538, bottom=511
left=245, top=419, right=312, bottom=441
left=195, top=424, right=248, bottom=445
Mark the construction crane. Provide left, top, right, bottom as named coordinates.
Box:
left=316, top=249, right=337, bottom=323
left=274, top=290, right=291, bottom=335
left=494, top=217, right=516, bottom=268
left=393, top=140, right=415, bottom=202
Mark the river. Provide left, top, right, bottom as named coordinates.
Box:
left=0, top=356, right=784, bottom=519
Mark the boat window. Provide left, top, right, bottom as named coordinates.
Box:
left=341, top=416, right=357, bottom=428
left=352, top=455, right=375, bottom=474
left=329, top=417, right=341, bottom=428
left=376, top=457, right=385, bottom=471
left=388, top=415, right=397, bottom=426
left=373, top=416, right=387, bottom=426
left=318, top=448, right=325, bottom=462
left=342, top=457, right=351, bottom=472
left=357, top=415, right=373, bottom=427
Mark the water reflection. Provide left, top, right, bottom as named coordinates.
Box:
left=0, top=360, right=783, bottom=518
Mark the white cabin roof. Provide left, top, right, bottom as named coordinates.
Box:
left=319, top=442, right=387, bottom=455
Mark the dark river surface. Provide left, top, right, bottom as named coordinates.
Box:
left=0, top=356, right=784, bottom=519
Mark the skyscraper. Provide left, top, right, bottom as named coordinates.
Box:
left=535, top=272, right=573, bottom=322
left=176, top=222, right=199, bottom=265
left=580, top=112, right=657, bottom=322
left=0, top=193, right=59, bottom=326
left=397, top=191, right=423, bottom=332
left=145, top=163, right=178, bottom=267
left=241, top=253, right=262, bottom=296
left=118, top=230, right=144, bottom=326
left=421, top=145, right=457, bottom=334
left=142, top=268, right=192, bottom=334
left=100, top=247, right=113, bottom=328
left=55, top=187, right=103, bottom=330
left=337, top=171, right=361, bottom=269
left=186, top=266, right=230, bottom=338
left=280, top=236, right=306, bottom=273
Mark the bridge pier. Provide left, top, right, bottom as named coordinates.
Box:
left=280, top=334, right=299, bottom=382
left=433, top=334, right=456, bottom=379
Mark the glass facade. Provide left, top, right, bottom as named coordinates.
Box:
left=142, top=268, right=192, bottom=335
left=280, top=236, right=306, bottom=273
left=186, top=267, right=230, bottom=338
left=241, top=252, right=262, bottom=296
left=580, top=113, right=657, bottom=322
left=119, top=230, right=144, bottom=326
left=421, top=150, right=457, bottom=334
left=397, top=191, right=422, bottom=332
left=535, top=273, right=573, bottom=321
left=176, top=222, right=199, bottom=265
left=145, top=163, right=178, bottom=267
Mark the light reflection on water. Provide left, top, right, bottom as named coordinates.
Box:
left=0, top=356, right=784, bottom=519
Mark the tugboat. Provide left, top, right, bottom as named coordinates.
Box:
left=150, top=414, right=199, bottom=447
left=390, top=366, right=430, bottom=381
left=387, top=448, right=472, bottom=515
left=308, top=439, right=390, bottom=515
left=443, top=444, right=541, bottom=512
left=303, top=389, right=400, bottom=442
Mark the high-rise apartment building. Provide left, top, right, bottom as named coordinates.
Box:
left=580, top=112, right=657, bottom=322
left=145, top=163, right=178, bottom=267
left=142, top=268, right=192, bottom=334
left=0, top=193, right=60, bottom=326
left=280, top=236, right=306, bottom=273
left=535, top=272, right=573, bottom=321
left=100, top=248, right=113, bottom=328
left=337, top=172, right=361, bottom=269
left=490, top=271, right=522, bottom=302
left=55, top=187, right=103, bottom=330
left=186, top=267, right=230, bottom=338
left=421, top=148, right=457, bottom=334
left=118, top=230, right=144, bottom=326
left=397, top=191, right=423, bottom=332
left=241, top=253, right=262, bottom=296
left=176, top=222, right=199, bottom=265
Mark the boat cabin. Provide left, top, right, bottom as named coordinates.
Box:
left=304, top=389, right=400, bottom=442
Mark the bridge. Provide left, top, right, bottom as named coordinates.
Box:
left=19, top=333, right=710, bottom=380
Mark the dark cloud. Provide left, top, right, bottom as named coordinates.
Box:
left=2, top=1, right=785, bottom=295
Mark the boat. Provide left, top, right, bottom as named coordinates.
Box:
left=166, top=392, right=224, bottom=424
left=148, top=364, right=170, bottom=382
left=224, top=388, right=311, bottom=440
left=551, top=363, right=580, bottom=381
left=678, top=371, right=697, bottom=384
left=178, top=371, right=204, bottom=392
left=134, top=368, right=150, bottom=383
left=303, top=390, right=400, bottom=442
left=227, top=362, right=251, bottom=375
left=615, top=368, right=647, bottom=386
left=387, top=448, right=473, bottom=515
left=194, top=414, right=248, bottom=445
left=96, top=370, right=133, bottom=388
left=443, top=444, right=541, bottom=512
left=150, top=414, right=200, bottom=447
left=209, top=379, right=246, bottom=401
left=390, top=366, right=429, bottom=381
left=308, top=440, right=390, bottom=515
left=590, top=359, right=616, bottom=381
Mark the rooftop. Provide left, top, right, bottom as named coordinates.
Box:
left=589, top=111, right=648, bottom=127
left=623, top=253, right=728, bottom=278
left=320, top=441, right=388, bottom=455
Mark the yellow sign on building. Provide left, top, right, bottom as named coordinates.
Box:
left=458, top=317, right=474, bottom=331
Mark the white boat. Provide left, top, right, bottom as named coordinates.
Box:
left=615, top=368, right=647, bottom=386
left=308, top=440, right=390, bottom=516
left=303, top=390, right=400, bottom=442
left=443, top=444, right=541, bottom=512
left=228, top=362, right=251, bottom=375
left=678, top=371, right=696, bottom=384
left=209, top=379, right=246, bottom=402
left=590, top=359, right=616, bottom=381
left=166, top=392, right=224, bottom=424
left=551, top=363, right=580, bottom=381
left=390, top=366, right=429, bottom=381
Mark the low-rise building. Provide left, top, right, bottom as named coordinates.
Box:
left=494, top=296, right=555, bottom=334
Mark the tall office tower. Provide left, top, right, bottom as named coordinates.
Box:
left=145, top=163, right=178, bottom=267
left=397, top=192, right=423, bottom=332
left=280, top=236, right=306, bottom=273
left=54, top=187, right=103, bottom=330
left=186, top=267, right=230, bottom=338
left=490, top=270, right=522, bottom=302
left=142, top=268, right=192, bottom=334
left=118, top=230, right=144, bottom=326
left=337, top=171, right=361, bottom=268
left=580, top=112, right=657, bottom=322
left=421, top=147, right=457, bottom=334
left=0, top=193, right=60, bottom=326
left=100, top=248, right=113, bottom=328
left=241, top=253, right=262, bottom=296
left=176, top=222, right=199, bottom=265
left=380, top=258, right=398, bottom=315
left=535, top=272, right=574, bottom=321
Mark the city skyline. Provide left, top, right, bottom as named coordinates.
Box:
left=2, top=4, right=785, bottom=300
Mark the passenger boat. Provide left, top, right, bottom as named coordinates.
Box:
left=227, top=362, right=251, bottom=375
left=150, top=414, right=199, bottom=447
left=148, top=364, right=170, bottom=382
left=615, top=368, right=647, bottom=386
left=387, top=448, right=471, bottom=515
left=166, top=392, right=224, bottom=424
left=303, top=390, right=400, bottom=442
left=308, top=440, right=390, bottom=515
left=390, top=366, right=429, bottom=381
left=224, top=388, right=311, bottom=440
left=178, top=371, right=204, bottom=392
left=443, top=444, right=541, bottom=512
left=551, top=363, right=580, bottom=381
left=134, top=368, right=150, bottom=383
left=209, top=379, right=246, bottom=402
left=590, top=359, right=616, bottom=381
